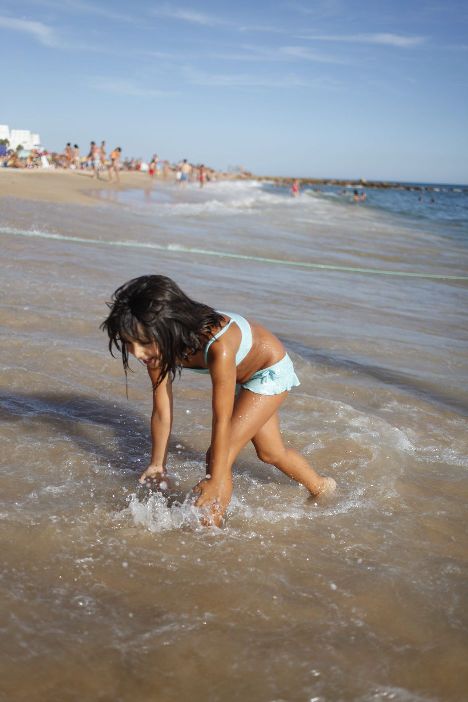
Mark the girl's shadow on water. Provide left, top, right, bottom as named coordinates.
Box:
left=0, top=391, right=285, bottom=497
left=0, top=391, right=200, bottom=485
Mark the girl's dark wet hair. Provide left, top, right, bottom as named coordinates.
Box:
left=101, top=275, right=224, bottom=387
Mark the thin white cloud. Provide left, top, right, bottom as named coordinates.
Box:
left=0, top=14, right=58, bottom=46
left=61, top=0, right=135, bottom=23
left=0, top=10, right=130, bottom=52
left=185, top=68, right=309, bottom=88
left=140, top=50, right=183, bottom=61
left=152, top=6, right=226, bottom=27
left=27, top=0, right=137, bottom=24
left=299, top=33, right=426, bottom=48
left=286, top=0, right=345, bottom=19
left=237, top=24, right=286, bottom=34
left=198, top=43, right=344, bottom=65
left=151, top=6, right=286, bottom=34
left=280, top=45, right=347, bottom=63
left=88, top=77, right=174, bottom=98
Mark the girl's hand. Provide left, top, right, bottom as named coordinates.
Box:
left=193, top=476, right=233, bottom=526
left=139, top=464, right=169, bottom=489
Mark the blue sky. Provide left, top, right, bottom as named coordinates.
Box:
left=1, top=0, right=467, bottom=182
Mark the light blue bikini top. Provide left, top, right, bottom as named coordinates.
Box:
left=189, top=311, right=252, bottom=373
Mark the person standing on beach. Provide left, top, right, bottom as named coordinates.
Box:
left=64, top=143, right=73, bottom=169
left=101, top=275, right=336, bottom=526
left=73, top=144, right=80, bottom=169
left=108, top=147, right=121, bottom=183
left=180, top=159, right=191, bottom=186
left=291, top=179, right=300, bottom=197
left=199, top=164, right=206, bottom=188
left=100, top=141, right=107, bottom=171
left=86, top=141, right=94, bottom=169
left=149, top=154, right=158, bottom=179
left=89, top=141, right=101, bottom=179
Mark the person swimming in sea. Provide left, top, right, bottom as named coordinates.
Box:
left=353, top=189, right=366, bottom=202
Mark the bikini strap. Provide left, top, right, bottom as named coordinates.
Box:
left=203, top=318, right=234, bottom=365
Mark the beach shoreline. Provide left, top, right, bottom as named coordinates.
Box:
left=2, top=169, right=465, bottom=210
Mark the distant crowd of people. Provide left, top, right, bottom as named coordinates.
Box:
left=61, top=141, right=122, bottom=182
left=0, top=137, right=215, bottom=188
left=0, top=147, right=46, bottom=169
left=60, top=142, right=214, bottom=187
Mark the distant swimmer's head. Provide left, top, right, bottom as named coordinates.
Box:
left=101, top=275, right=223, bottom=386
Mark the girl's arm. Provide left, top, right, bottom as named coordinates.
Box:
left=194, top=341, right=237, bottom=513
left=139, top=369, right=173, bottom=483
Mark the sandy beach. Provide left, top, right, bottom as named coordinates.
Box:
left=0, top=168, right=169, bottom=205
left=1, top=176, right=467, bottom=702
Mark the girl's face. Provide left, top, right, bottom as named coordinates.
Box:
left=125, top=338, right=161, bottom=369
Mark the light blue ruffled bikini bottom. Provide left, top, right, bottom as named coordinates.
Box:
left=238, top=353, right=300, bottom=396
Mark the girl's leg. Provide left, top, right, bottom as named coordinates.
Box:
left=251, top=411, right=335, bottom=496
left=226, top=390, right=334, bottom=496
left=200, top=390, right=334, bottom=524
left=205, top=389, right=285, bottom=470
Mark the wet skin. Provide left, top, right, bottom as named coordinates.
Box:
left=126, top=315, right=334, bottom=526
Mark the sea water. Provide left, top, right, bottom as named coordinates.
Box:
left=0, top=179, right=467, bottom=702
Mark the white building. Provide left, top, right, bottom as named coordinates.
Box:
left=0, top=124, right=41, bottom=150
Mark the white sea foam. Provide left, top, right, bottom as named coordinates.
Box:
left=348, top=414, right=415, bottom=453
left=117, top=178, right=341, bottom=220
left=360, top=686, right=438, bottom=702
left=416, top=445, right=468, bottom=468
left=120, top=462, right=369, bottom=534
left=153, top=198, right=258, bottom=216
left=123, top=491, right=210, bottom=533
left=7, top=345, right=415, bottom=529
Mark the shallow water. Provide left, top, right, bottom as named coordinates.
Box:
left=1, top=180, right=467, bottom=702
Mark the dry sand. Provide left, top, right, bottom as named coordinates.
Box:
left=0, top=169, right=163, bottom=206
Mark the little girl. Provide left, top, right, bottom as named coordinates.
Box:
left=102, top=275, right=336, bottom=525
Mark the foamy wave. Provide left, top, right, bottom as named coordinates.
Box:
left=0, top=225, right=54, bottom=237
left=120, top=467, right=367, bottom=534
left=140, top=179, right=333, bottom=218
left=347, top=414, right=415, bottom=453
left=122, top=491, right=211, bottom=533
left=155, top=197, right=259, bottom=217
left=231, top=485, right=366, bottom=524
left=415, top=446, right=468, bottom=468
left=360, top=685, right=437, bottom=702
